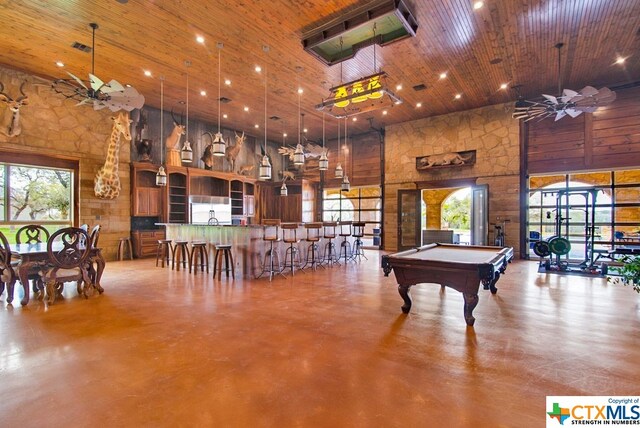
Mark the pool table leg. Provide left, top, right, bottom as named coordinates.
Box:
left=463, top=293, right=479, bottom=326
left=398, top=284, right=412, bottom=313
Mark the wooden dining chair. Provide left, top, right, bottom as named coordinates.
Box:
left=80, top=224, right=103, bottom=296
left=0, top=230, right=17, bottom=304
left=15, top=225, right=50, bottom=244
left=40, top=227, right=91, bottom=304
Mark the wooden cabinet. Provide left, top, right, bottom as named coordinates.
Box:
left=166, top=167, right=188, bottom=223
left=131, top=229, right=165, bottom=258
left=131, top=163, right=163, bottom=217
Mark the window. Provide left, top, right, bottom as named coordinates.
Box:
left=1, top=161, right=75, bottom=242
left=322, top=186, right=382, bottom=247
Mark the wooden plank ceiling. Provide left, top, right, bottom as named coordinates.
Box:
left=0, top=0, right=638, bottom=144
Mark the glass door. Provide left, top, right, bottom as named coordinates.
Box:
left=470, top=185, right=488, bottom=245
left=397, top=189, right=421, bottom=250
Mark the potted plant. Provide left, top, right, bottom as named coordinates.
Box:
left=608, top=255, right=640, bottom=293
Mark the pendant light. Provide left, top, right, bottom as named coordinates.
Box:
left=341, top=117, right=350, bottom=192
left=293, top=88, right=305, bottom=166
left=280, top=123, right=288, bottom=196
left=180, top=60, right=193, bottom=163
left=334, top=118, right=343, bottom=178
left=212, top=42, right=226, bottom=156
left=258, top=46, right=271, bottom=180
left=318, top=111, right=329, bottom=171
left=155, top=76, right=167, bottom=186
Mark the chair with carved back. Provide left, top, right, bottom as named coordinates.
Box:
left=15, top=224, right=50, bottom=293
left=0, top=230, right=17, bottom=304
left=77, top=225, right=102, bottom=297
left=40, top=227, right=91, bottom=304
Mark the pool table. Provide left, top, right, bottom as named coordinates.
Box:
left=381, top=243, right=514, bottom=326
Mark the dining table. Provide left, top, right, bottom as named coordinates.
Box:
left=10, top=242, right=105, bottom=306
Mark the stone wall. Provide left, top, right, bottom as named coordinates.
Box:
left=384, top=103, right=521, bottom=254
left=0, top=65, right=130, bottom=260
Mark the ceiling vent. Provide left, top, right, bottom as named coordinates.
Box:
left=413, top=84, right=427, bottom=91
left=71, top=42, right=92, bottom=53
left=490, top=57, right=503, bottom=64
left=269, top=115, right=281, bottom=121
left=218, top=97, right=232, bottom=104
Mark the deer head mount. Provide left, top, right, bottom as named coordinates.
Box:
left=0, top=81, right=29, bottom=137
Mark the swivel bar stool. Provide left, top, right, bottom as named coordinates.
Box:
left=281, top=223, right=302, bottom=276
left=351, top=222, right=368, bottom=262
left=302, top=223, right=324, bottom=271
left=338, top=221, right=353, bottom=264
left=257, top=219, right=284, bottom=281
left=321, top=222, right=340, bottom=267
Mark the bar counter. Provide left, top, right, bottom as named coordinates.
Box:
left=158, top=223, right=317, bottom=278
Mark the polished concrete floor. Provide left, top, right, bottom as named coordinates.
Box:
left=1, top=252, right=639, bottom=427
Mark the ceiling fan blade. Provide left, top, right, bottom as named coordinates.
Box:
left=66, top=72, right=88, bottom=90
left=574, top=106, right=598, bottom=113
left=75, top=98, right=91, bottom=107
left=89, top=73, right=105, bottom=91
left=101, top=79, right=126, bottom=94
left=566, top=108, right=582, bottom=118
left=542, top=94, right=558, bottom=104
left=554, top=110, right=567, bottom=121
left=579, top=86, right=599, bottom=97
left=93, top=100, right=109, bottom=110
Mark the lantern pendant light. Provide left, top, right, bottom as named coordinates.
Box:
left=212, top=42, right=226, bottom=156
left=318, top=111, right=329, bottom=171
left=258, top=46, right=271, bottom=180
left=156, top=76, right=167, bottom=186
left=341, top=117, right=350, bottom=192
left=293, top=89, right=305, bottom=166
left=280, top=124, right=288, bottom=196
left=334, top=118, right=343, bottom=178
left=180, top=61, right=193, bottom=163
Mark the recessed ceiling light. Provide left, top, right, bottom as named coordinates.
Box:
left=125, top=84, right=132, bottom=88
left=255, top=66, right=261, bottom=73
left=382, top=110, right=388, bottom=115
left=455, top=93, right=462, bottom=99
left=200, top=90, right=206, bottom=96
left=395, top=100, right=401, bottom=105
left=298, top=88, right=304, bottom=94
left=55, top=61, right=65, bottom=68
left=144, top=70, right=152, bottom=77
left=223, top=114, right=228, bottom=119
left=473, top=1, right=484, bottom=10
left=244, top=106, right=249, bottom=112
left=283, top=132, right=288, bottom=137
left=416, top=102, right=422, bottom=108
left=303, top=128, right=308, bottom=133
left=439, top=72, right=447, bottom=79
left=499, top=83, right=508, bottom=90
left=255, top=124, right=259, bottom=128
left=196, top=35, right=205, bottom=44
left=352, top=117, right=357, bottom=122
left=224, top=79, right=231, bottom=86
left=615, top=57, right=626, bottom=65
left=396, top=84, right=402, bottom=91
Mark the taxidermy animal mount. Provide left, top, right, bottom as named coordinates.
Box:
left=0, top=81, right=29, bottom=138
left=94, top=112, right=132, bottom=199
left=225, top=131, right=245, bottom=173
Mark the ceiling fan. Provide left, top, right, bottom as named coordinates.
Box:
left=51, top=23, right=145, bottom=112
left=512, top=43, right=616, bottom=122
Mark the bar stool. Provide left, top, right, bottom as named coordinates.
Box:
left=338, top=221, right=353, bottom=264
left=213, top=244, right=234, bottom=280
left=155, top=239, right=173, bottom=268
left=172, top=240, right=190, bottom=271
left=281, top=223, right=302, bottom=275
left=302, top=222, right=324, bottom=271
left=190, top=241, right=209, bottom=274
left=257, top=219, right=284, bottom=281
left=321, top=222, right=340, bottom=266
left=117, top=237, right=133, bottom=261
left=352, top=222, right=368, bottom=262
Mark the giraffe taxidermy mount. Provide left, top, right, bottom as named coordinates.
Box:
left=94, top=111, right=132, bottom=199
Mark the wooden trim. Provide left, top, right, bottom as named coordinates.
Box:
left=519, top=121, right=529, bottom=259
left=415, top=177, right=477, bottom=189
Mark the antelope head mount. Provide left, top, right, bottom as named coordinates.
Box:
left=0, top=81, right=29, bottom=137
left=166, top=108, right=185, bottom=150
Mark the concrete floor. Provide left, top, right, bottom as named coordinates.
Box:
left=1, top=252, right=639, bottom=427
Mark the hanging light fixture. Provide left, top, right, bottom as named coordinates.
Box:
left=293, top=88, right=305, bottom=166
left=319, top=111, right=329, bottom=171
left=212, top=42, right=226, bottom=156
left=258, top=46, right=272, bottom=180
left=341, top=117, right=350, bottom=192
left=180, top=61, right=193, bottom=163
left=334, top=118, right=343, bottom=178
left=156, top=76, right=167, bottom=186
left=280, top=124, right=288, bottom=196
